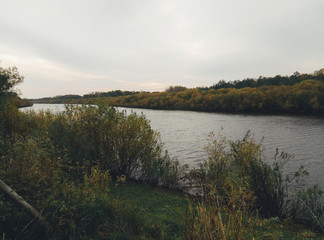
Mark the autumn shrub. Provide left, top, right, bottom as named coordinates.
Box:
left=47, top=104, right=180, bottom=185
left=0, top=134, right=151, bottom=239
left=0, top=101, right=183, bottom=238
left=0, top=134, right=58, bottom=239
left=41, top=166, right=113, bottom=239
left=186, top=131, right=324, bottom=235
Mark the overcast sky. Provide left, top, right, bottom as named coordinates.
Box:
left=1, top=0, right=324, bottom=98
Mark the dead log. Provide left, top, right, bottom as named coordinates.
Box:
left=0, top=179, right=44, bottom=222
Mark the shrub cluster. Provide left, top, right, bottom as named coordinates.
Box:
left=73, top=78, right=324, bottom=114
left=0, top=103, right=181, bottom=238
left=185, top=132, right=324, bottom=238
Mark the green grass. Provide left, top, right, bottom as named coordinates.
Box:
left=247, top=218, right=324, bottom=240
left=109, top=181, right=187, bottom=239
left=107, top=180, right=323, bottom=240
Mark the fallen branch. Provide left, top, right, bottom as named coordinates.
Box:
left=0, top=179, right=44, bottom=222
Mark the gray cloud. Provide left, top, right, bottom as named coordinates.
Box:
left=0, top=0, right=324, bottom=98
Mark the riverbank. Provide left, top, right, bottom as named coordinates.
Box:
left=109, top=180, right=323, bottom=239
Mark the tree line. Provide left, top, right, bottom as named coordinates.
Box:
left=83, top=79, right=324, bottom=114
left=31, top=90, right=142, bottom=103
left=34, top=70, right=324, bottom=114
left=205, top=71, right=324, bottom=90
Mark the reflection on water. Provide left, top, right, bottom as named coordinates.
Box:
left=24, top=104, right=324, bottom=189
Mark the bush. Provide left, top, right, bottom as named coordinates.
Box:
left=0, top=103, right=182, bottom=238
left=186, top=131, right=324, bottom=233
left=46, top=104, right=180, bottom=185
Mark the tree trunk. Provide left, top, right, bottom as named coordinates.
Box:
left=0, top=179, right=44, bottom=222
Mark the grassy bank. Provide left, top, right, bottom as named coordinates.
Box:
left=100, top=180, right=324, bottom=239
left=3, top=178, right=322, bottom=239
left=108, top=181, right=186, bottom=239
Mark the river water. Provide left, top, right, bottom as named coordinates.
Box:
left=24, top=104, right=324, bottom=189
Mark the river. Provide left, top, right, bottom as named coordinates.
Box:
left=24, top=104, right=324, bottom=189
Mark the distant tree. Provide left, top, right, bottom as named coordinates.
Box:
left=314, top=68, right=324, bottom=76
left=211, top=80, right=233, bottom=90
left=165, top=86, right=187, bottom=93
left=0, top=65, right=24, bottom=137
left=0, top=66, right=24, bottom=111
left=0, top=66, right=24, bottom=97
